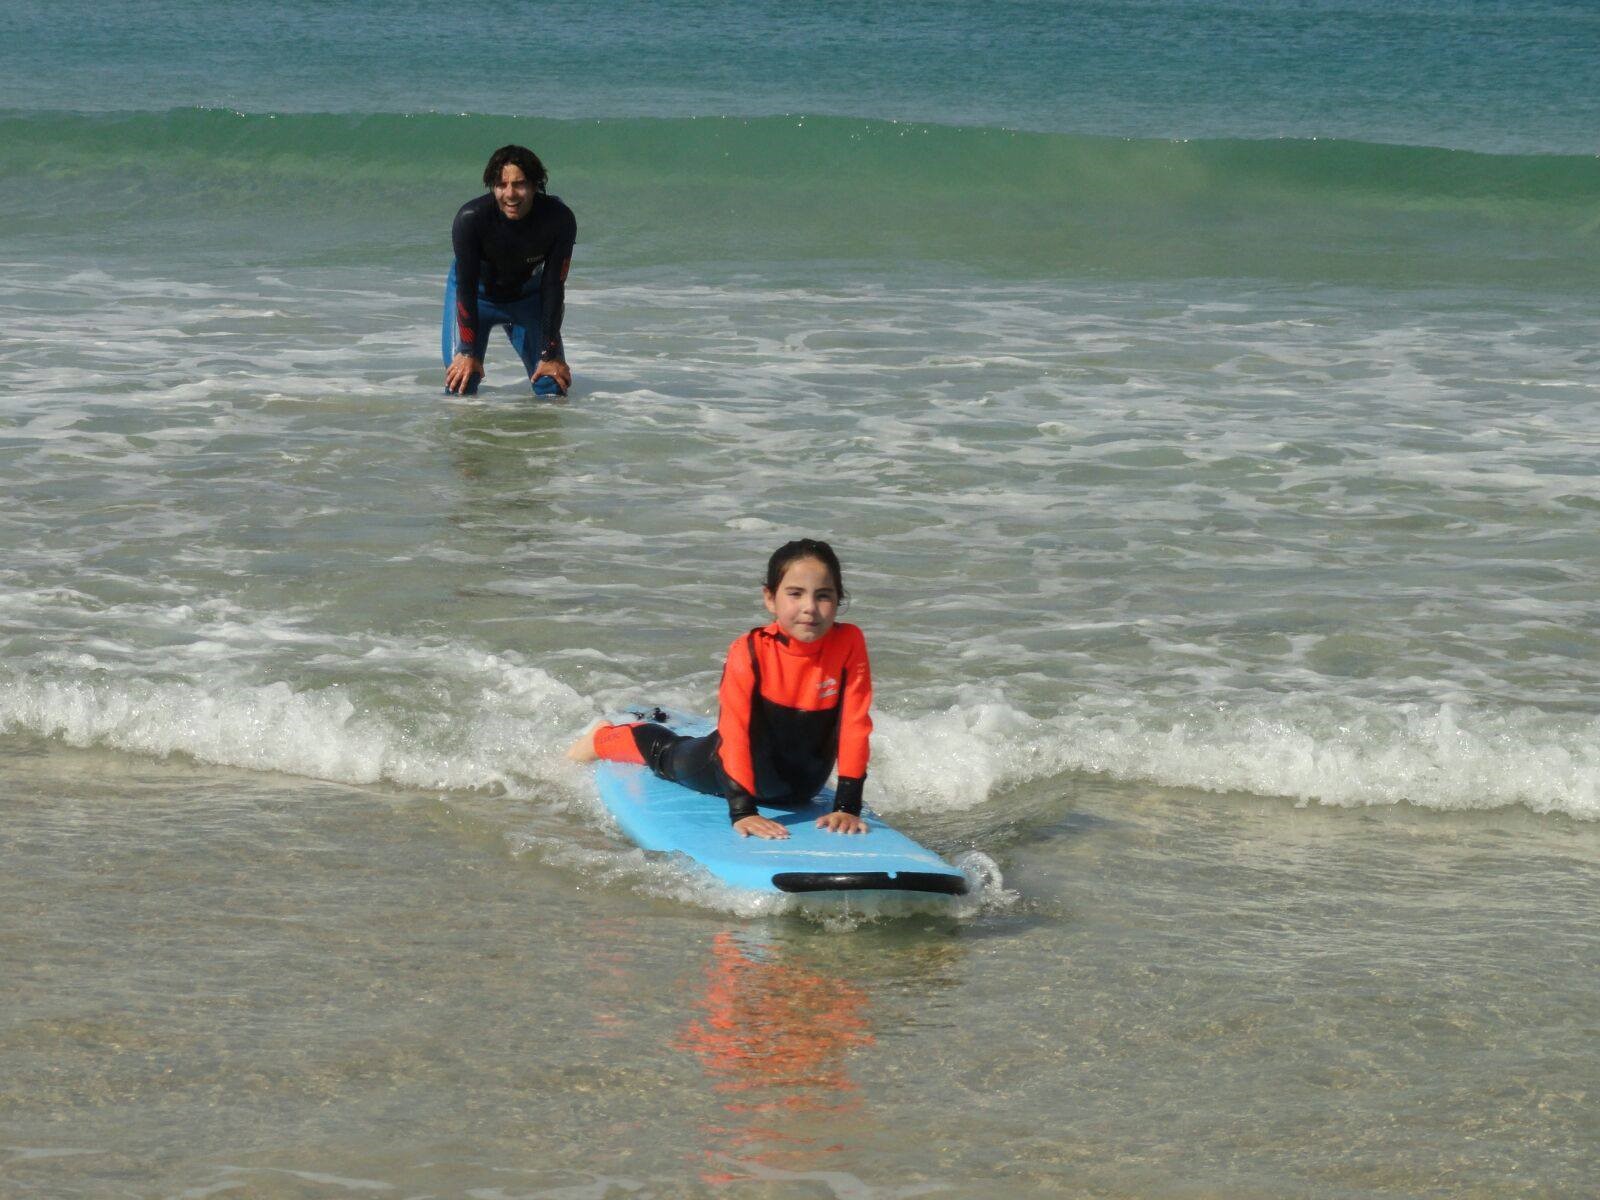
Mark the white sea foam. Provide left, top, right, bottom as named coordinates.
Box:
left=3, top=631, right=1596, bottom=823
left=0, top=668, right=576, bottom=797
left=1047, top=697, right=1600, bottom=820
left=4, top=263, right=1599, bottom=833
left=872, top=692, right=1600, bottom=820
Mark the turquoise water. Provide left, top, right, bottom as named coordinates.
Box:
left=5, top=109, right=1598, bottom=290
left=2, top=2, right=1597, bottom=1196
left=4, top=0, right=1597, bottom=152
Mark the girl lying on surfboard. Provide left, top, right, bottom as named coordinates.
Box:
left=568, top=539, right=873, bottom=841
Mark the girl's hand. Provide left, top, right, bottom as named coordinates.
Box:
left=816, top=811, right=868, bottom=835
left=734, top=814, right=790, bottom=840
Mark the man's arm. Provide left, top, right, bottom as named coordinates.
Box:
left=531, top=205, right=577, bottom=390
left=446, top=204, right=484, bottom=392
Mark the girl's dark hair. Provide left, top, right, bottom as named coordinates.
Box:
left=764, top=539, right=847, bottom=601
left=482, top=144, right=548, bottom=193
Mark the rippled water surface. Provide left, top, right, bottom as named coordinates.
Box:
left=4, top=1, right=1599, bottom=1195
left=5, top=258, right=1597, bottom=1197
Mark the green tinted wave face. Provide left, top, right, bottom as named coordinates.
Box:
left=4, top=111, right=1596, bottom=286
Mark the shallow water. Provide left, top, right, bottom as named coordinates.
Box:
left=4, top=1, right=1599, bottom=1195
left=5, top=751, right=1595, bottom=1197
left=6, top=264, right=1597, bottom=821
left=5, top=252, right=1599, bottom=1196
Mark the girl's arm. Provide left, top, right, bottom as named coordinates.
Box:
left=715, top=635, right=764, bottom=825
left=717, top=634, right=791, bottom=839
left=829, top=626, right=874, bottom=819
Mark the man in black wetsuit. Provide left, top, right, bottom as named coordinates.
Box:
left=443, top=144, right=577, bottom=396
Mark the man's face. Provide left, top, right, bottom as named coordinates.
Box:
left=493, top=163, right=533, bottom=220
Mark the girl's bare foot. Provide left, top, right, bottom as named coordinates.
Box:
left=565, top=721, right=606, bottom=762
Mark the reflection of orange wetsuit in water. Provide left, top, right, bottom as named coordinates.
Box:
left=593, top=621, right=873, bottom=823
left=675, top=932, right=874, bottom=1179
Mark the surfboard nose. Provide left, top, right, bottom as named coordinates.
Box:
left=771, top=871, right=969, bottom=896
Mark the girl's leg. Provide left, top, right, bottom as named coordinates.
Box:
left=584, top=723, right=726, bottom=798
left=588, top=722, right=661, bottom=765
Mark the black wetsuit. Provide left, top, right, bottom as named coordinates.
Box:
left=450, top=192, right=577, bottom=363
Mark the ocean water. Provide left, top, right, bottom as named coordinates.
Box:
left=2, top=2, right=1597, bottom=1196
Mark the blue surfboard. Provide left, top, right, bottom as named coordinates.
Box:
left=592, top=706, right=968, bottom=897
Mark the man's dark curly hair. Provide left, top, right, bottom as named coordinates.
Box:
left=482, top=144, right=548, bottom=193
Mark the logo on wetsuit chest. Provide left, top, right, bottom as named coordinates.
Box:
left=818, top=676, right=839, bottom=700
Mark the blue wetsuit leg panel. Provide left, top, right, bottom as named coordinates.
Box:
left=442, top=263, right=457, bottom=366
left=442, top=262, right=485, bottom=396
left=504, top=310, right=544, bottom=378
left=501, top=268, right=563, bottom=381
left=498, top=268, right=566, bottom=395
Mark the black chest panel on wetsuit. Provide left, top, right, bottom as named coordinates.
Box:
left=452, top=192, right=575, bottom=301
left=744, top=631, right=845, bottom=804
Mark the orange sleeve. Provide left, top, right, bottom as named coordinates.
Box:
left=835, top=625, right=873, bottom=779
left=715, top=633, right=759, bottom=797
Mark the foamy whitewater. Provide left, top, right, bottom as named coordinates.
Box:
left=2, top=2, right=1597, bottom=1197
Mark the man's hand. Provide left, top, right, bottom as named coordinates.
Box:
left=734, top=814, right=790, bottom=840
left=445, top=353, right=483, bottom=394
left=816, top=811, right=868, bottom=835
left=533, top=358, right=572, bottom=392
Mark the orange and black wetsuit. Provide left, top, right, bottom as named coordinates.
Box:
left=593, top=621, right=873, bottom=823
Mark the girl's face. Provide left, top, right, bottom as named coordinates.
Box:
left=763, top=556, right=839, bottom=643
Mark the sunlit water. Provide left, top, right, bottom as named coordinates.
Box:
left=3, top=1, right=1598, bottom=1195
